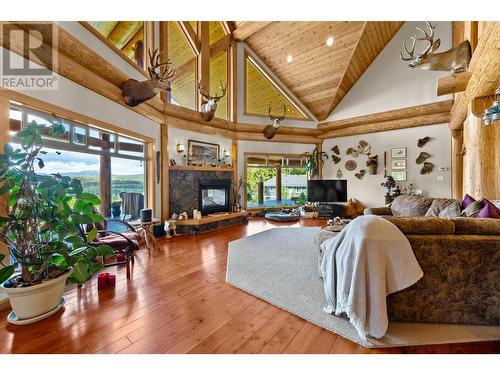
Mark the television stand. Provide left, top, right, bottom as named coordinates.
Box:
left=316, top=202, right=344, bottom=219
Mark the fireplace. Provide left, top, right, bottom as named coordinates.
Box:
left=198, top=179, right=231, bottom=215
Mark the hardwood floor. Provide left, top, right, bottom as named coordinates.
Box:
left=0, top=218, right=498, bottom=354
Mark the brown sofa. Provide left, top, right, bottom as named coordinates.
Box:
left=363, top=195, right=500, bottom=326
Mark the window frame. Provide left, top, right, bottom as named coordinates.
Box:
left=243, top=152, right=308, bottom=210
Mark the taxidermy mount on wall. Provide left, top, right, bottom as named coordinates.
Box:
left=400, top=21, right=471, bottom=73
left=198, top=81, right=227, bottom=122
left=264, top=103, right=287, bottom=139
left=122, top=49, right=175, bottom=107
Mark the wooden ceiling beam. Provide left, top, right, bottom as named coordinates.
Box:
left=318, top=100, right=453, bottom=131
left=232, top=21, right=273, bottom=41
left=221, top=21, right=235, bottom=35
left=319, top=112, right=451, bottom=139
left=437, top=72, right=472, bottom=96
left=178, top=21, right=201, bottom=55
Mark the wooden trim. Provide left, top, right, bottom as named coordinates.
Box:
left=160, top=124, right=169, bottom=221
left=451, top=129, right=464, bottom=199
left=198, top=22, right=210, bottom=110
left=243, top=50, right=312, bottom=121
left=165, top=115, right=234, bottom=139
left=210, top=34, right=231, bottom=57
left=233, top=22, right=273, bottom=41
left=179, top=21, right=201, bottom=55
left=159, top=21, right=170, bottom=105
left=318, top=100, right=453, bottom=131
left=0, top=89, right=156, bottom=143
left=236, top=122, right=321, bottom=136
left=436, top=72, right=472, bottom=96
left=146, top=142, right=156, bottom=215
left=232, top=139, right=238, bottom=203
left=0, top=96, right=10, bottom=275
left=79, top=21, right=148, bottom=78
left=169, top=165, right=234, bottom=172
left=221, top=21, right=234, bottom=36
left=449, top=22, right=500, bottom=130
left=320, top=113, right=451, bottom=139
left=229, top=40, right=238, bottom=123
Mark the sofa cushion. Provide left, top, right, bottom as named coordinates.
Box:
left=461, top=194, right=476, bottom=209
left=425, top=198, right=458, bottom=217
left=438, top=201, right=462, bottom=218
left=461, top=200, right=483, bottom=217
left=391, top=195, right=434, bottom=216
left=450, top=217, right=500, bottom=235
left=384, top=216, right=455, bottom=235
left=477, top=199, right=500, bottom=219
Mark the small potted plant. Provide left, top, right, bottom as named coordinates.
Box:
left=0, top=121, right=113, bottom=324
left=111, top=201, right=122, bottom=218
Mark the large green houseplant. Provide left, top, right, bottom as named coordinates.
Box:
left=0, top=120, right=113, bottom=321
left=302, top=147, right=328, bottom=178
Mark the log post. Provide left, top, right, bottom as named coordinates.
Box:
left=99, top=134, right=112, bottom=217
left=276, top=165, right=282, bottom=202
left=160, top=124, right=170, bottom=222
left=451, top=129, right=464, bottom=199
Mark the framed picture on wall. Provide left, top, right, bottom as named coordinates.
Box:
left=188, top=139, right=220, bottom=165
left=391, top=159, right=407, bottom=170
left=392, top=170, right=407, bottom=181
left=391, top=147, right=406, bottom=158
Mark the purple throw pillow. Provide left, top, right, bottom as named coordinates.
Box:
left=462, top=194, right=476, bottom=209
left=477, top=199, right=500, bottom=219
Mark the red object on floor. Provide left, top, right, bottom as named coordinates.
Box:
left=97, top=273, right=109, bottom=290
left=116, top=253, right=126, bottom=262
left=107, top=274, right=116, bottom=287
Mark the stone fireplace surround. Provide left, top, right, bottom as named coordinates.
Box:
left=169, top=169, right=234, bottom=218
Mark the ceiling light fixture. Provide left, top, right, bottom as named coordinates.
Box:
left=326, top=36, right=334, bottom=47
left=287, top=55, right=293, bottom=63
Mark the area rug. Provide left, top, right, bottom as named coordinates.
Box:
left=226, top=227, right=500, bottom=348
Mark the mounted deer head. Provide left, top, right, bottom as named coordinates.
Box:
left=400, top=21, right=471, bottom=73
left=198, top=81, right=227, bottom=122
left=122, top=49, right=175, bottom=107
left=264, top=103, right=286, bottom=140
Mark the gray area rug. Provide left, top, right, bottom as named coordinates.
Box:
left=226, top=227, right=500, bottom=348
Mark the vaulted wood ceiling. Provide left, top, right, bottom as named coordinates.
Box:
left=233, top=21, right=404, bottom=121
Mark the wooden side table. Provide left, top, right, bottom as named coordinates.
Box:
left=129, top=218, right=161, bottom=254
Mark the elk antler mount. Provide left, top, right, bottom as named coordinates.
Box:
left=264, top=103, right=287, bottom=140
left=400, top=21, right=471, bottom=73
left=122, top=49, right=175, bottom=107
left=198, top=81, right=227, bottom=122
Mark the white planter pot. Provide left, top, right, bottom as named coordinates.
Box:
left=0, top=269, right=72, bottom=320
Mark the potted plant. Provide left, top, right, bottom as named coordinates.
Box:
left=302, top=147, right=328, bottom=178
left=111, top=201, right=122, bottom=218
left=0, top=121, right=113, bottom=323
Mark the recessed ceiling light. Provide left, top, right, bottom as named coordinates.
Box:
left=287, top=55, right=293, bottom=63
left=326, top=36, right=334, bottom=47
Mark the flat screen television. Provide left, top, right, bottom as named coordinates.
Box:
left=307, top=180, right=347, bottom=203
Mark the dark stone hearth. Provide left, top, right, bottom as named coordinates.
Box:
left=176, top=215, right=248, bottom=235
left=169, top=170, right=234, bottom=217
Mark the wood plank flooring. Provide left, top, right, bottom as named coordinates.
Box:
left=0, top=218, right=498, bottom=354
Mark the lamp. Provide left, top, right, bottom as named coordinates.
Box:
left=481, top=87, right=500, bottom=126
left=176, top=143, right=185, bottom=153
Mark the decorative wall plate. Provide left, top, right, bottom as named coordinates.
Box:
left=346, top=147, right=358, bottom=158
left=420, top=162, right=434, bottom=175
left=331, top=145, right=340, bottom=155
left=355, top=169, right=366, bottom=179
left=417, top=136, right=430, bottom=148
left=331, top=155, right=341, bottom=164
left=345, top=160, right=357, bottom=171
left=416, top=152, right=430, bottom=164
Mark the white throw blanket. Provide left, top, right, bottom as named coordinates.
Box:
left=320, top=215, right=423, bottom=339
